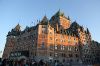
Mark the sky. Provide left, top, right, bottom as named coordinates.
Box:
left=0, top=0, right=100, bottom=57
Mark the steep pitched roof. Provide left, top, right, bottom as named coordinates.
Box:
left=39, top=15, right=49, bottom=25
left=14, top=23, right=21, bottom=31
left=70, top=21, right=80, bottom=29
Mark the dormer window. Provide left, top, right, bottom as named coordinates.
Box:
left=42, top=25, right=46, bottom=28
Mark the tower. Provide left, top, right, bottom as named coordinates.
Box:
left=50, top=10, right=71, bottom=31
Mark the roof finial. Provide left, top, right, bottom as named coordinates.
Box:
left=14, top=23, right=21, bottom=31
left=45, top=13, right=47, bottom=17
left=86, top=28, right=90, bottom=34
left=59, top=9, right=60, bottom=12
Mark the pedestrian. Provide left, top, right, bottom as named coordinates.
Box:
left=1, top=59, right=8, bottom=66
left=19, top=58, right=28, bottom=66
left=31, top=59, right=38, bottom=66
left=38, top=59, right=45, bottom=66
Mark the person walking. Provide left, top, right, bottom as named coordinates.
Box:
left=38, top=59, right=45, bottom=66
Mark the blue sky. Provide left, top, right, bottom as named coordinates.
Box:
left=0, top=0, right=100, bottom=57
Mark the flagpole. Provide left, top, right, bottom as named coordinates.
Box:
left=0, top=51, right=2, bottom=58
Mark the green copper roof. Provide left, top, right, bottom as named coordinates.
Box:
left=55, top=10, right=64, bottom=17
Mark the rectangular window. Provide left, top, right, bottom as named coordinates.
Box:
left=75, top=47, right=78, bottom=51
left=55, top=53, right=58, bottom=57
left=75, top=54, right=79, bottom=57
left=41, top=42, right=45, bottom=48
left=61, top=45, right=65, bottom=50
left=50, top=52, right=52, bottom=56
left=55, top=44, right=57, bottom=49
left=61, top=45, right=63, bottom=50
left=68, top=46, right=71, bottom=51
left=63, top=46, right=65, bottom=50
left=50, top=37, right=52, bottom=40
left=50, top=45, right=53, bottom=49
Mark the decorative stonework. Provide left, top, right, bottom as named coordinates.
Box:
left=3, top=10, right=95, bottom=64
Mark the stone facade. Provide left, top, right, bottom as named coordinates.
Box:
left=90, top=41, right=100, bottom=64
left=3, top=10, right=93, bottom=64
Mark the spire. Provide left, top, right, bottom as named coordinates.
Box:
left=59, top=9, right=60, bottom=12
left=39, top=15, right=49, bottom=25
left=55, top=9, right=64, bottom=17
left=56, top=9, right=60, bottom=16
left=67, top=16, right=70, bottom=20
left=86, top=28, right=90, bottom=34
left=14, top=23, right=21, bottom=31
left=50, top=10, right=68, bottom=22
left=42, top=15, right=48, bottom=22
